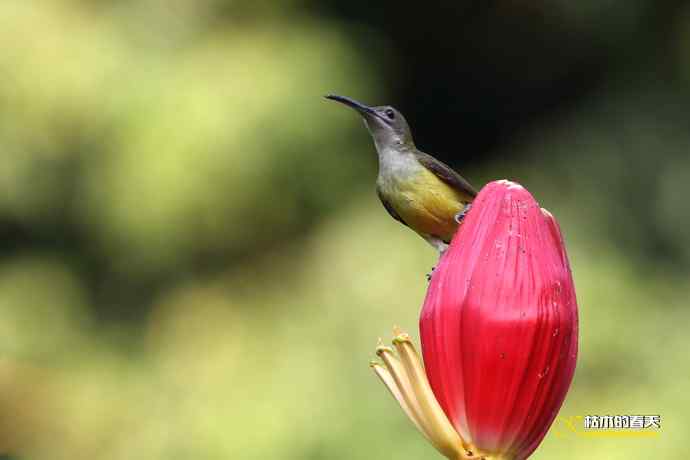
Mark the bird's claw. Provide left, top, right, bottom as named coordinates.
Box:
left=426, top=266, right=436, bottom=282
left=454, top=203, right=473, bottom=224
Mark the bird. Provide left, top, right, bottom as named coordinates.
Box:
left=325, top=94, right=477, bottom=256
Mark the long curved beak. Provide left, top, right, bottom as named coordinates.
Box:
left=324, top=94, right=376, bottom=116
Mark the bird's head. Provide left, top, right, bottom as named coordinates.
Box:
left=325, top=94, right=414, bottom=150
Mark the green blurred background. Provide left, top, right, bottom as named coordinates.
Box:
left=1, top=0, right=688, bottom=458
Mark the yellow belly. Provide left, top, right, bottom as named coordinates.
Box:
left=381, top=168, right=471, bottom=242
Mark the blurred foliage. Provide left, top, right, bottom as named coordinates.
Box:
left=0, top=0, right=689, bottom=459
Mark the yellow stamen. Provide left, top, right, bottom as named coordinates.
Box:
left=375, top=345, right=430, bottom=438
left=370, top=361, right=430, bottom=440
left=392, top=332, right=468, bottom=459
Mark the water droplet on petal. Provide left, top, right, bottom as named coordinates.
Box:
left=553, top=328, right=559, bottom=337
left=500, top=352, right=506, bottom=359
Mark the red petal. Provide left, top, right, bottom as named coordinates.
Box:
left=420, top=180, right=578, bottom=459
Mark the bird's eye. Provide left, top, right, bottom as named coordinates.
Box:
left=385, top=109, right=395, bottom=119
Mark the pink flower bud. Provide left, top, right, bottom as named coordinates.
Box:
left=420, top=180, right=578, bottom=459
left=371, top=180, right=578, bottom=460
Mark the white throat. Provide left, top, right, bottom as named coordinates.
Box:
left=375, top=144, right=420, bottom=182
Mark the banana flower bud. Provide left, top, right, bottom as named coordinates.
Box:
left=372, top=180, right=578, bottom=460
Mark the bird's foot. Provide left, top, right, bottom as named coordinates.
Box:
left=454, top=203, right=473, bottom=224
left=426, top=266, right=436, bottom=282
